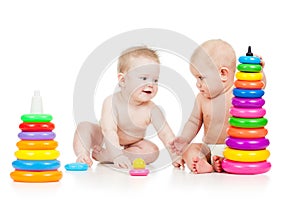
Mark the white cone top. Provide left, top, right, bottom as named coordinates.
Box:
left=30, top=90, right=43, bottom=114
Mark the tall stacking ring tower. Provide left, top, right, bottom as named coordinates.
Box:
left=222, top=47, right=271, bottom=174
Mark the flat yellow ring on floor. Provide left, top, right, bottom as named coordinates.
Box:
left=236, top=72, right=263, bottom=81
left=223, top=147, right=270, bottom=162
left=15, top=150, right=60, bottom=160
left=16, top=140, right=58, bottom=150
left=10, top=170, right=62, bottom=182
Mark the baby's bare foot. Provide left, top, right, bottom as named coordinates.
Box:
left=212, top=156, right=224, bottom=172
left=191, top=156, right=213, bottom=174
left=76, top=154, right=93, bottom=167
left=91, top=145, right=102, bottom=161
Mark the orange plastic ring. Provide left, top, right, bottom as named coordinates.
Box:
left=16, top=140, right=58, bottom=150
left=234, top=80, right=265, bottom=89
left=10, top=170, right=62, bottom=182
left=227, top=126, right=268, bottom=138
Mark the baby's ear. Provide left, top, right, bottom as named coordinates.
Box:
left=118, top=73, right=125, bottom=87
left=219, top=66, right=229, bottom=81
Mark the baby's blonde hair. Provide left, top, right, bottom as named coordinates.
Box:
left=191, top=39, right=236, bottom=71
left=117, top=46, right=160, bottom=73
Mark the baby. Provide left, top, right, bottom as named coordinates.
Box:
left=73, top=46, right=182, bottom=169
left=170, top=39, right=265, bottom=173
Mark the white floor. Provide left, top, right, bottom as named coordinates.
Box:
left=1, top=155, right=297, bottom=200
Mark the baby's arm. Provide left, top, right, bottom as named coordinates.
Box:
left=150, top=105, right=184, bottom=168
left=100, top=96, right=131, bottom=168
left=170, top=94, right=203, bottom=154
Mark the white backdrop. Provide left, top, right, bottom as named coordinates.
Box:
left=1, top=0, right=299, bottom=199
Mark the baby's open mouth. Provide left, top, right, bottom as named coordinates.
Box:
left=143, top=90, right=152, bottom=94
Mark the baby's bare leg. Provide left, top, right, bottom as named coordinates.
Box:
left=73, top=121, right=103, bottom=166
left=124, top=139, right=159, bottom=164
left=182, top=143, right=213, bottom=174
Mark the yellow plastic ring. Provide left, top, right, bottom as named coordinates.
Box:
left=15, top=150, right=60, bottom=160
left=223, top=147, right=270, bottom=162
left=16, top=140, right=58, bottom=150
left=236, top=72, right=263, bottom=81
left=10, top=170, right=62, bottom=182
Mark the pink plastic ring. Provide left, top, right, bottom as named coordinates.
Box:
left=129, top=169, right=149, bottom=176
left=230, top=107, right=266, bottom=118
left=222, top=159, right=271, bottom=174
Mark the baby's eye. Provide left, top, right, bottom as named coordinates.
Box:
left=154, top=79, right=158, bottom=83
left=198, top=76, right=205, bottom=80
left=140, top=77, right=148, bottom=81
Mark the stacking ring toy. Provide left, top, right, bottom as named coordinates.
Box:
left=129, top=169, right=150, bottom=176
left=21, top=114, right=53, bottom=122
left=236, top=72, right=263, bottom=81
left=15, top=150, right=60, bottom=160
left=222, top=159, right=271, bottom=174
left=12, top=160, right=61, bottom=171
left=232, top=97, right=265, bottom=108
left=237, top=64, right=262, bottom=72
left=19, top=122, right=55, bottom=132
left=227, top=126, right=268, bottom=138
left=10, top=170, right=62, bottom=182
left=225, top=136, right=270, bottom=150
left=16, top=140, right=58, bottom=150
left=233, top=88, right=264, bottom=98
left=65, top=163, right=89, bottom=171
left=229, top=117, right=268, bottom=128
left=238, top=56, right=260, bottom=64
left=234, top=80, right=265, bottom=89
left=18, top=131, right=56, bottom=140
left=223, top=147, right=270, bottom=162
left=230, top=107, right=266, bottom=118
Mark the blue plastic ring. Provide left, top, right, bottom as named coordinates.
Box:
left=12, top=159, right=61, bottom=171
left=239, top=56, right=261, bottom=64
left=233, top=88, right=264, bottom=98
left=64, top=163, right=89, bottom=171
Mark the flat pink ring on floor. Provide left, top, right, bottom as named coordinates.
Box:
left=230, top=107, right=266, bottom=118
left=222, top=159, right=271, bottom=174
left=129, top=169, right=149, bottom=176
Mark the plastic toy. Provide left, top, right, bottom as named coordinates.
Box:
left=222, top=159, right=271, bottom=175
left=225, top=136, right=270, bottom=150
left=64, top=163, right=89, bottom=171
left=229, top=107, right=266, bottom=118
left=234, top=80, right=265, bottom=89
left=18, top=131, right=56, bottom=140
left=16, top=140, right=58, bottom=150
left=232, top=97, right=265, bottom=108
left=223, top=147, right=270, bottom=162
left=236, top=72, right=263, bottom=81
left=129, top=158, right=149, bottom=176
left=227, top=126, right=268, bottom=138
left=233, top=88, right=264, bottom=98
left=222, top=46, right=271, bottom=174
left=10, top=170, right=62, bottom=182
left=15, top=150, right=60, bottom=160
left=12, top=160, right=61, bottom=171
left=11, top=91, right=62, bottom=182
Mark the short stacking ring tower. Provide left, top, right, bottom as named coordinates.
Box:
left=10, top=91, right=62, bottom=182
left=222, top=47, right=271, bottom=174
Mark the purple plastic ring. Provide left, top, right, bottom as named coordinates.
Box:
left=225, top=136, right=269, bottom=150
left=232, top=97, right=265, bottom=108
left=18, top=131, right=56, bottom=140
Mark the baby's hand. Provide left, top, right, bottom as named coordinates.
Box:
left=169, top=136, right=189, bottom=155
left=113, top=154, right=132, bottom=169
left=254, top=54, right=265, bottom=68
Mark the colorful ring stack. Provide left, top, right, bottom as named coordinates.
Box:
left=222, top=47, right=271, bottom=175
left=10, top=91, right=62, bottom=182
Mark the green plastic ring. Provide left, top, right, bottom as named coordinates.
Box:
left=237, top=64, right=262, bottom=72
left=229, top=117, right=268, bottom=128
left=21, top=114, right=53, bottom=122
